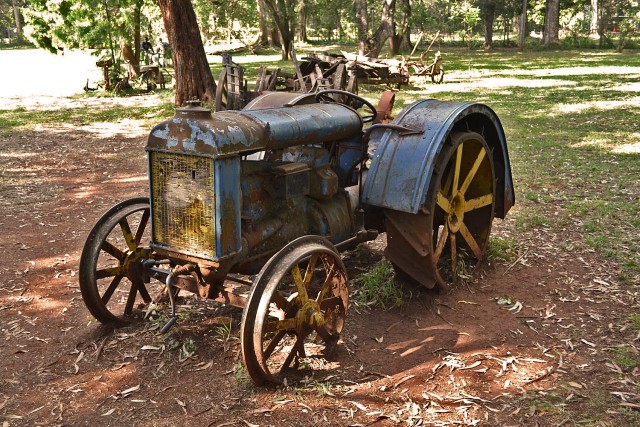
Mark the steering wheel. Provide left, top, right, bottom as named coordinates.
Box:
left=315, top=89, right=378, bottom=123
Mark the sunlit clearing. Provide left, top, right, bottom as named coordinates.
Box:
left=414, top=76, right=575, bottom=93
left=613, top=139, right=640, bottom=154
left=554, top=96, right=640, bottom=114
left=500, top=66, right=639, bottom=78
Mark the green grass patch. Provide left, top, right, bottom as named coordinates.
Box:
left=0, top=101, right=175, bottom=133
left=486, top=236, right=518, bottom=263
left=351, top=260, right=403, bottom=309
left=613, top=346, right=640, bottom=370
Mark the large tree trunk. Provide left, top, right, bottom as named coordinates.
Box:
left=518, top=0, right=527, bottom=51
left=389, top=0, right=411, bottom=54
left=157, top=0, right=217, bottom=106
left=11, top=0, right=22, bottom=41
left=257, top=0, right=270, bottom=46
left=263, top=0, right=294, bottom=60
left=362, top=0, right=396, bottom=58
left=483, top=3, right=496, bottom=49
left=298, top=0, right=308, bottom=42
left=133, top=1, right=141, bottom=68
left=355, top=0, right=368, bottom=55
left=542, top=0, right=560, bottom=46
left=590, top=0, right=598, bottom=34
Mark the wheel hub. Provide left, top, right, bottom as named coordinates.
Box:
left=447, top=192, right=465, bottom=233
left=297, top=300, right=325, bottom=334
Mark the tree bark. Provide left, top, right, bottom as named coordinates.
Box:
left=355, top=0, right=368, bottom=55
left=263, top=0, right=294, bottom=60
left=133, top=1, right=141, bottom=68
left=298, top=0, right=308, bottom=42
left=11, top=0, right=22, bottom=41
left=483, top=3, right=496, bottom=49
left=362, top=0, right=396, bottom=58
left=257, top=0, right=270, bottom=46
left=542, top=0, right=560, bottom=46
left=157, top=0, right=217, bottom=106
left=518, top=0, right=527, bottom=51
left=590, top=0, right=598, bottom=34
left=389, top=0, right=411, bottom=54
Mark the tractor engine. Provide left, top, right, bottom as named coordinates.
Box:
left=146, top=95, right=365, bottom=278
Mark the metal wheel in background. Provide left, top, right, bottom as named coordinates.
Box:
left=79, top=198, right=165, bottom=326
left=241, top=236, right=349, bottom=385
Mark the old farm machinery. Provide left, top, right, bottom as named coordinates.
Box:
left=79, top=90, right=515, bottom=385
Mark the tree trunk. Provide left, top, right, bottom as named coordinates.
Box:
left=483, top=3, right=496, bottom=49
left=157, top=0, right=217, bottom=106
left=263, top=0, right=294, bottom=60
left=543, top=0, right=560, bottom=46
left=518, top=0, right=527, bottom=51
left=362, top=0, right=396, bottom=58
left=389, top=0, right=411, bottom=54
left=298, top=0, right=307, bottom=42
left=134, top=1, right=141, bottom=68
left=590, top=0, right=598, bottom=34
left=11, top=0, right=22, bottom=41
left=355, top=0, right=368, bottom=55
left=257, top=0, right=270, bottom=46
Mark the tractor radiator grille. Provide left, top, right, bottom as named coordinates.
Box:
left=150, top=152, right=216, bottom=259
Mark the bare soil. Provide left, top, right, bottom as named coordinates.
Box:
left=1, top=94, right=638, bottom=427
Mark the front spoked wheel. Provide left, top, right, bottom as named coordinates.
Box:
left=79, top=197, right=165, bottom=326
left=241, top=236, right=349, bottom=385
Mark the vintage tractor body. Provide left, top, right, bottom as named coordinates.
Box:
left=79, top=90, right=514, bottom=385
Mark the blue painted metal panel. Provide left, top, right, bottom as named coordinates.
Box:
left=362, top=100, right=515, bottom=218
left=214, top=157, right=242, bottom=259
left=147, top=102, right=362, bottom=159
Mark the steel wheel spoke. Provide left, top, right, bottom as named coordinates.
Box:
left=452, top=143, right=463, bottom=192
left=436, top=191, right=452, bottom=213
left=282, top=335, right=302, bottom=370
left=134, top=210, right=150, bottom=245
left=136, top=280, right=152, bottom=304
left=459, top=222, right=483, bottom=260
left=119, top=218, right=137, bottom=251
left=96, top=265, right=125, bottom=279
left=464, top=193, right=493, bottom=212
left=265, top=318, right=297, bottom=334
left=263, top=330, right=287, bottom=359
left=271, top=291, right=289, bottom=310
left=316, top=261, right=336, bottom=303
left=459, top=147, right=486, bottom=196
left=303, top=255, right=318, bottom=287
left=101, top=274, right=124, bottom=304
left=291, top=264, right=309, bottom=303
left=124, top=281, right=138, bottom=315
left=101, top=241, right=124, bottom=261
left=433, top=223, right=449, bottom=264
left=450, top=233, right=458, bottom=279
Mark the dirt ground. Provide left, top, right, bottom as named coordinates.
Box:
left=1, top=61, right=639, bottom=426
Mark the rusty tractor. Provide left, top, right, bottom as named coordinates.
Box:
left=79, top=90, right=515, bottom=385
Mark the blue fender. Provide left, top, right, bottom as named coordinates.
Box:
left=362, top=100, right=515, bottom=219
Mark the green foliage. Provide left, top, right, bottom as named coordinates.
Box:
left=486, top=236, right=518, bottom=263
left=627, top=314, right=640, bottom=331
left=613, top=346, right=640, bottom=370
left=352, top=260, right=403, bottom=309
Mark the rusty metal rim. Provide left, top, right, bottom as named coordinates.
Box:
left=240, top=235, right=348, bottom=385
left=79, top=198, right=162, bottom=326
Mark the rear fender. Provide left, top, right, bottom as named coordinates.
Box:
left=362, top=100, right=515, bottom=218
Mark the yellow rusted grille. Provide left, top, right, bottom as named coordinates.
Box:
left=150, top=152, right=216, bottom=258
